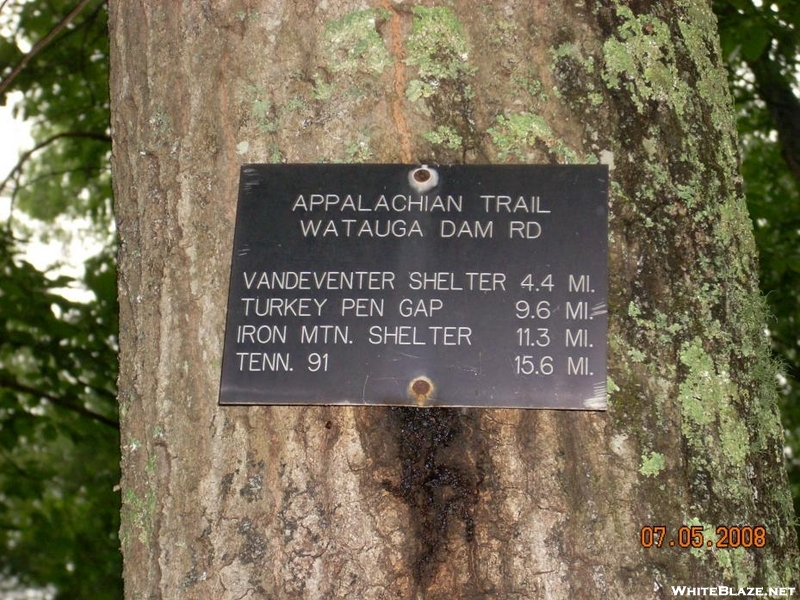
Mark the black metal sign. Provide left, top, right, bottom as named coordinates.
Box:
left=219, top=164, right=608, bottom=409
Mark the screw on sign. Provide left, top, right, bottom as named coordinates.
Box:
left=410, top=377, right=435, bottom=406
left=408, top=165, right=439, bottom=193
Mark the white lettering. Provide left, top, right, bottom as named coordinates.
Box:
left=236, top=352, right=291, bottom=372
left=398, top=298, right=443, bottom=318
left=299, top=219, right=423, bottom=238
left=440, top=220, right=493, bottom=238
left=236, top=324, right=287, bottom=344
left=509, top=221, right=542, bottom=239
left=482, top=195, right=549, bottom=213
left=406, top=271, right=506, bottom=291
left=465, top=272, right=506, bottom=291
left=429, top=326, right=472, bottom=345
left=240, top=297, right=327, bottom=317
left=293, top=194, right=463, bottom=212
left=300, top=325, right=350, bottom=344
left=341, top=298, right=385, bottom=317
left=242, top=271, right=395, bottom=290
left=368, top=326, right=426, bottom=345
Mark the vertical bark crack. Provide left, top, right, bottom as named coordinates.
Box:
left=381, top=2, right=413, bottom=163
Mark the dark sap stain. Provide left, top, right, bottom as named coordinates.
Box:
left=382, top=407, right=485, bottom=588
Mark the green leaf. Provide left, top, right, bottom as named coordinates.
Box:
left=740, top=19, right=773, bottom=61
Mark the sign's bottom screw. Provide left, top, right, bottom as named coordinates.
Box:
left=409, top=376, right=434, bottom=406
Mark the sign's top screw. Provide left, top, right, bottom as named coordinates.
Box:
left=413, top=169, right=431, bottom=183
left=408, top=165, right=439, bottom=193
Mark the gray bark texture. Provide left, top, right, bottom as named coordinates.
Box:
left=109, top=1, right=799, bottom=598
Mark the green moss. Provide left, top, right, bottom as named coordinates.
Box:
left=323, top=9, right=391, bottom=76
left=120, top=450, right=158, bottom=548
left=511, top=70, right=547, bottom=101
left=149, top=107, right=171, bottom=142
left=679, top=341, right=722, bottom=427
left=678, top=338, right=752, bottom=488
left=404, top=6, right=478, bottom=157
left=550, top=41, right=596, bottom=75
left=716, top=547, right=755, bottom=587
left=551, top=42, right=580, bottom=60
left=124, top=489, right=154, bottom=544
left=311, top=74, right=334, bottom=101
left=486, top=14, right=516, bottom=40
left=246, top=8, right=391, bottom=163
left=547, top=38, right=605, bottom=114
left=675, top=1, right=738, bottom=166
left=344, top=138, right=372, bottom=163
left=488, top=112, right=582, bottom=163
left=639, top=451, right=666, bottom=477
left=423, top=125, right=463, bottom=150
left=121, top=481, right=156, bottom=546
left=627, top=347, right=646, bottom=363
left=405, top=79, right=432, bottom=102
left=684, top=516, right=755, bottom=585
left=267, top=144, right=283, bottom=164
left=284, top=96, right=307, bottom=113
left=405, top=6, right=474, bottom=99
left=603, top=7, right=689, bottom=116
left=236, top=9, right=259, bottom=23
left=684, top=517, right=715, bottom=561
left=251, top=98, right=277, bottom=134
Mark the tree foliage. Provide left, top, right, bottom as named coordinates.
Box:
left=0, top=236, right=119, bottom=598
left=1, top=0, right=111, bottom=222
left=0, top=0, right=119, bottom=598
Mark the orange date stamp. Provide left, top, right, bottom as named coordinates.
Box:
left=639, top=525, right=767, bottom=549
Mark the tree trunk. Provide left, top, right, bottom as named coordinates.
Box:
left=109, top=1, right=799, bottom=598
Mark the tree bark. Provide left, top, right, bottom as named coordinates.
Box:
left=109, top=1, right=799, bottom=598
